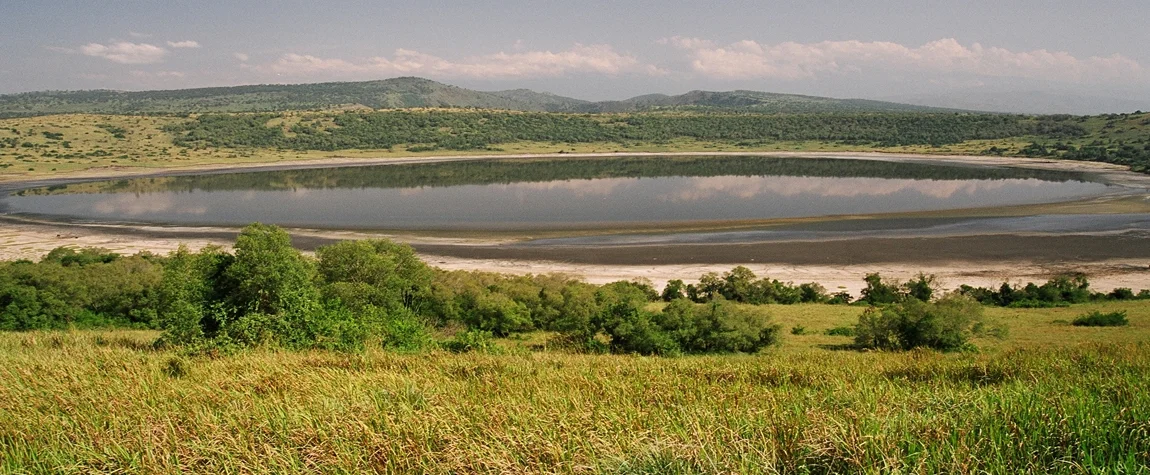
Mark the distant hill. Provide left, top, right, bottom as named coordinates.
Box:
left=584, top=90, right=955, bottom=113
left=885, top=90, right=1150, bottom=115
left=0, top=77, right=955, bottom=117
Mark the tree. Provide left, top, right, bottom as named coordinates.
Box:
left=695, top=272, right=724, bottom=302
left=225, top=223, right=319, bottom=317
left=220, top=223, right=324, bottom=347
left=903, top=273, right=938, bottom=302
left=661, top=279, right=686, bottom=302
left=860, top=273, right=904, bottom=305
left=316, top=239, right=433, bottom=313
left=721, top=266, right=757, bottom=302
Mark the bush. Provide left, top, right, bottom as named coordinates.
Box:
left=0, top=249, right=163, bottom=331
left=964, top=274, right=1094, bottom=307
left=661, top=279, right=686, bottom=302
left=827, top=291, right=852, bottom=305
left=798, top=283, right=829, bottom=303
left=1107, top=288, right=1135, bottom=300
left=463, top=292, right=532, bottom=337
left=1071, top=310, right=1129, bottom=327
left=824, top=326, right=855, bottom=337
left=859, top=273, right=905, bottom=305
left=442, top=330, right=502, bottom=354
left=854, top=294, right=988, bottom=351
left=316, top=239, right=433, bottom=314
left=379, top=310, right=437, bottom=352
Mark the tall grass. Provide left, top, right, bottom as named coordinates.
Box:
left=2, top=326, right=1148, bottom=473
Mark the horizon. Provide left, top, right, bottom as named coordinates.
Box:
left=3, top=1, right=1150, bottom=113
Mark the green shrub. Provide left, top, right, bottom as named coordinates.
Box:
left=316, top=239, right=433, bottom=314
left=854, top=294, right=989, bottom=351
left=379, top=309, right=437, bottom=352
left=463, top=292, right=532, bottom=337
left=860, top=273, right=905, bottom=305
left=798, top=283, right=829, bottom=303
left=661, top=279, right=686, bottom=302
left=791, top=325, right=807, bottom=335
left=827, top=291, right=852, bottom=305
left=442, top=330, right=502, bottom=354
left=651, top=298, right=780, bottom=354
left=1107, top=288, right=1135, bottom=300
left=1071, top=310, right=1129, bottom=327
left=824, top=326, right=855, bottom=337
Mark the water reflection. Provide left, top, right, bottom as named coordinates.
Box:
left=7, top=180, right=1111, bottom=230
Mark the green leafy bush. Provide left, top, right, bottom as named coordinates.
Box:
left=854, top=294, right=989, bottom=351
left=442, top=330, right=502, bottom=354
left=1072, top=311, right=1129, bottom=327
left=824, top=326, right=855, bottom=337
left=603, top=298, right=780, bottom=355
left=378, top=309, right=437, bottom=352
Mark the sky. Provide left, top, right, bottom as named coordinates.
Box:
left=2, top=0, right=1149, bottom=109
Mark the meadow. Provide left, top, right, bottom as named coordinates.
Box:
left=2, top=300, right=1148, bottom=474
left=2, top=102, right=1149, bottom=474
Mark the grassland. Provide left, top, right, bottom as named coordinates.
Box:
left=2, top=300, right=1149, bottom=473
left=1, top=110, right=1147, bottom=181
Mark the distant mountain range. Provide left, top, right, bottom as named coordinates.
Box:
left=885, top=90, right=1150, bottom=116
left=0, top=77, right=959, bottom=117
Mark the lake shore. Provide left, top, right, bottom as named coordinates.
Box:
left=2, top=151, right=1148, bottom=294
left=2, top=217, right=1147, bottom=294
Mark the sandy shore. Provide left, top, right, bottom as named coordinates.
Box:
left=2, top=151, right=1149, bottom=294
left=2, top=218, right=1147, bottom=295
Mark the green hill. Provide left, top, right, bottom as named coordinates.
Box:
left=0, top=77, right=954, bottom=117
left=587, top=90, right=956, bottom=113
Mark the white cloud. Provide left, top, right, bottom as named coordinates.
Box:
left=130, top=70, right=187, bottom=79
left=80, top=42, right=168, bottom=64
left=260, top=44, right=664, bottom=79
left=234, top=52, right=250, bottom=62
left=128, top=31, right=152, bottom=39
left=167, top=40, right=201, bottom=49
left=664, top=36, right=1144, bottom=83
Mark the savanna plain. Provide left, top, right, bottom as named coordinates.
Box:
left=2, top=80, right=1150, bottom=474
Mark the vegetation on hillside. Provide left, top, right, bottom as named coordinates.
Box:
left=0, top=77, right=950, bottom=117
left=2, top=109, right=1148, bottom=179
left=163, top=110, right=1045, bottom=151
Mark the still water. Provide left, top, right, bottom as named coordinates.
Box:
left=0, top=156, right=1113, bottom=230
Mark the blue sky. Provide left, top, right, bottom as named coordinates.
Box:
left=2, top=0, right=1148, bottom=104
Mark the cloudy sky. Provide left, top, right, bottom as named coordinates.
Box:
left=2, top=0, right=1148, bottom=107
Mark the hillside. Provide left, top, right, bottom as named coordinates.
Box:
left=586, top=90, right=955, bottom=113
left=2, top=109, right=1147, bottom=180
left=0, top=77, right=953, bottom=117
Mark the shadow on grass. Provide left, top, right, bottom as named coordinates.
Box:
left=816, top=343, right=862, bottom=352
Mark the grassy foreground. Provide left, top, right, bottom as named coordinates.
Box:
left=2, top=302, right=1149, bottom=474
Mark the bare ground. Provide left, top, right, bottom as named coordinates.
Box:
left=1, top=219, right=1146, bottom=295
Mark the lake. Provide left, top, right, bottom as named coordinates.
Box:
left=0, top=156, right=1114, bottom=230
